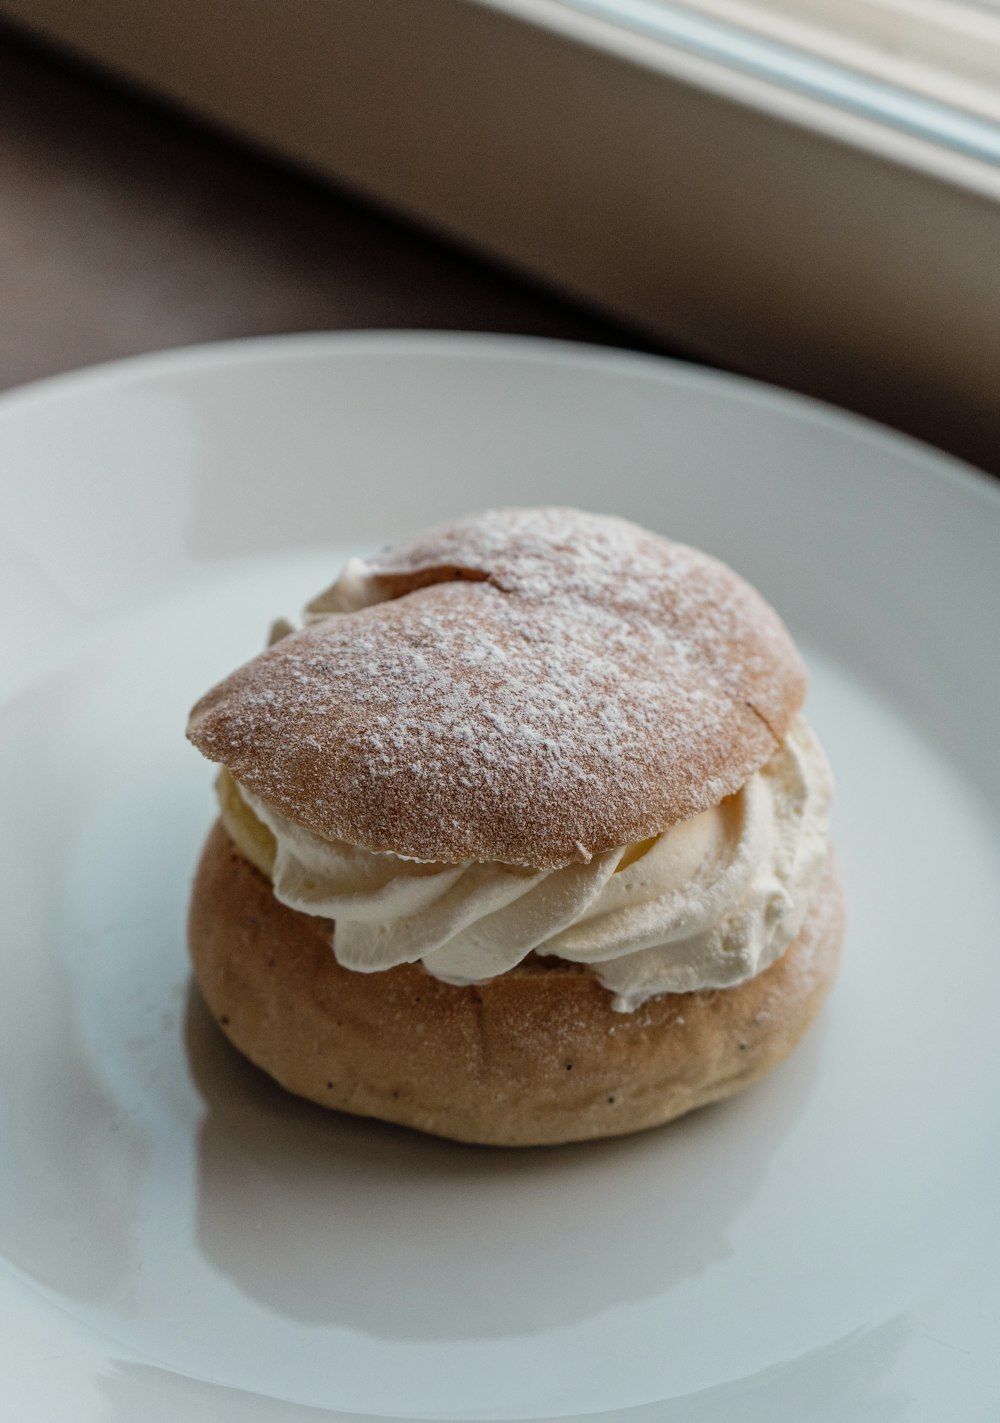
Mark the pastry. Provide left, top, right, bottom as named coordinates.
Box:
left=187, top=507, right=843, bottom=1145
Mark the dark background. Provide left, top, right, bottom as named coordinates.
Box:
left=0, top=28, right=687, bottom=397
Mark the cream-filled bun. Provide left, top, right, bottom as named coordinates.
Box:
left=187, top=508, right=843, bottom=1145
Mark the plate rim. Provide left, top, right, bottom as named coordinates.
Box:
left=1, top=328, right=998, bottom=521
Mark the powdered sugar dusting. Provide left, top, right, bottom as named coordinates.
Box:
left=188, top=508, right=807, bottom=865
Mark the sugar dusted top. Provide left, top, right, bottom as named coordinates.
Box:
left=187, top=508, right=807, bottom=866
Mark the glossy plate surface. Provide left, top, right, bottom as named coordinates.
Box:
left=1, top=333, right=998, bottom=1422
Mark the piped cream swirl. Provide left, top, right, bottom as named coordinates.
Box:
left=222, top=716, right=832, bottom=1011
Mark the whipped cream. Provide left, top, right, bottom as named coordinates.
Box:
left=230, top=716, right=832, bottom=1011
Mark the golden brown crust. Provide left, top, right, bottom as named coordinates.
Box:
left=188, top=821, right=844, bottom=1147
left=186, top=509, right=806, bottom=867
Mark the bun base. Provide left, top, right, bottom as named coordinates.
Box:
left=188, top=822, right=844, bottom=1146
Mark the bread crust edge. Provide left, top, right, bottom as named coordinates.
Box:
left=188, top=820, right=844, bottom=1146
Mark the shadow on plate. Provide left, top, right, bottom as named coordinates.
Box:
left=186, top=979, right=829, bottom=1341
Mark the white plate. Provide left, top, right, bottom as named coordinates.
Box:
left=1, top=333, right=998, bottom=1423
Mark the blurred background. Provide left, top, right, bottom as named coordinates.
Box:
left=1, top=0, right=998, bottom=473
